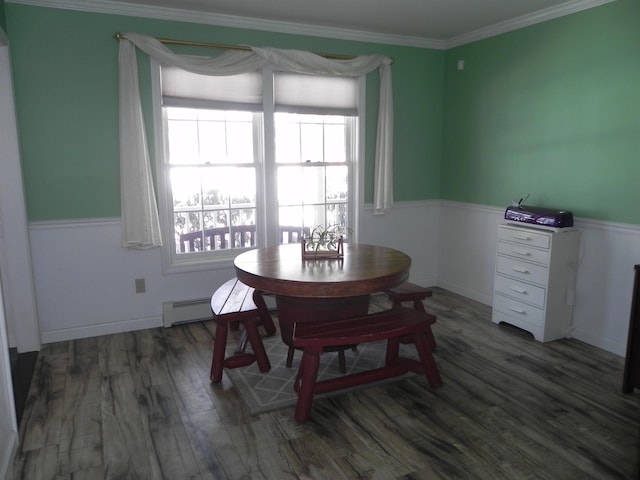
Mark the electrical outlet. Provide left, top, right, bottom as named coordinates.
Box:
left=135, top=278, right=146, bottom=293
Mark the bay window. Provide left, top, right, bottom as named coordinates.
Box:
left=152, top=63, right=361, bottom=269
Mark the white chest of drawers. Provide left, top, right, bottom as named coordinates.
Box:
left=491, top=224, right=579, bottom=342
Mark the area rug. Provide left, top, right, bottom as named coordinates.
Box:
left=225, top=296, right=421, bottom=415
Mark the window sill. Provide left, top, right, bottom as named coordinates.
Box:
left=162, top=249, right=249, bottom=275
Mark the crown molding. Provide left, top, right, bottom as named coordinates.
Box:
left=6, top=0, right=445, bottom=49
left=445, top=0, right=618, bottom=48
left=7, top=0, right=616, bottom=50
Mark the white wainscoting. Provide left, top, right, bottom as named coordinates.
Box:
left=438, top=201, right=640, bottom=357
left=27, top=201, right=638, bottom=356
left=28, top=218, right=237, bottom=344
left=28, top=202, right=442, bottom=344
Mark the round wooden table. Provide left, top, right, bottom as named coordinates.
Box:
left=234, top=243, right=412, bottom=350
left=233, top=243, right=411, bottom=298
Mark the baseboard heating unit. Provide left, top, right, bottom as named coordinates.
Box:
left=162, top=298, right=212, bottom=327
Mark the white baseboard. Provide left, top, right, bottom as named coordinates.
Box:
left=437, top=279, right=493, bottom=306
left=41, top=315, right=163, bottom=344
left=570, top=326, right=624, bottom=358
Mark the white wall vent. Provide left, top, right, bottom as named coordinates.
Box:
left=162, top=298, right=212, bottom=328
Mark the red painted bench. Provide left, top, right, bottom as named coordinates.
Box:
left=209, top=278, right=276, bottom=382
left=291, top=307, right=442, bottom=423
left=385, top=282, right=436, bottom=348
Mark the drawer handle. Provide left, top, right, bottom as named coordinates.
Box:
left=510, top=286, right=528, bottom=294
left=511, top=266, right=530, bottom=274
left=512, top=250, right=531, bottom=257
left=508, top=307, right=527, bottom=315
left=513, top=234, right=532, bottom=241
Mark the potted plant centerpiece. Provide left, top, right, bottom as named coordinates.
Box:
left=301, top=224, right=348, bottom=259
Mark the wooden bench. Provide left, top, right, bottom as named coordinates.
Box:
left=291, top=307, right=442, bottom=423
left=209, top=278, right=276, bottom=382
left=385, top=282, right=436, bottom=348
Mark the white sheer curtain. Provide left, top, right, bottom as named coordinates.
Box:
left=118, top=32, right=394, bottom=248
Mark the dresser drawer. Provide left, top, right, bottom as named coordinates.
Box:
left=494, top=274, right=546, bottom=308
left=493, top=294, right=544, bottom=327
left=496, top=255, right=548, bottom=285
left=498, top=226, right=551, bottom=250
left=497, top=241, right=550, bottom=265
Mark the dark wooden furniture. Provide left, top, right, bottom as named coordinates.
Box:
left=234, top=243, right=442, bottom=421
left=623, top=264, right=640, bottom=393
left=385, top=281, right=436, bottom=348
left=292, top=307, right=442, bottom=423
left=234, top=243, right=412, bottom=355
left=209, top=278, right=276, bottom=382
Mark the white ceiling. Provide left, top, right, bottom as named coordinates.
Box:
left=109, top=0, right=610, bottom=44
left=127, top=0, right=577, bottom=39
left=13, top=0, right=613, bottom=47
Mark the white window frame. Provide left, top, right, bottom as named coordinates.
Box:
left=151, top=59, right=366, bottom=273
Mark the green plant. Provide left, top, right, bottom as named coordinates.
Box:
left=305, top=224, right=349, bottom=252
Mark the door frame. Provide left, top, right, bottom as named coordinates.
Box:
left=0, top=29, right=41, bottom=354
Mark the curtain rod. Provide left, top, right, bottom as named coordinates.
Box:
left=113, top=32, right=364, bottom=62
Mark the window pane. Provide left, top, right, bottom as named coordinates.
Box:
left=169, top=125, right=258, bottom=254
left=327, top=203, right=348, bottom=233
left=227, top=120, right=254, bottom=164
left=300, top=123, right=323, bottom=163
left=303, top=204, right=326, bottom=229
left=198, top=120, right=227, bottom=163
left=277, top=166, right=303, bottom=205
left=201, top=169, right=229, bottom=207
left=275, top=119, right=301, bottom=163
left=231, top=208, right=256, bottom=227
left=324, top=123, right=346, bottom=163
left=171, top=168, right=201, bottom=208
left=326, top=166, right=348, bottom=200
left=229, top=169, right=256, bottom=206
left=201, top=167, right=256, bottom=207
left=175, top=212, right=203, bottom=253
left=279, top=205, right=303, bottom=228
left=231, top=209, right=257, bottom=248
left=167, top=118, right=199, bottom=165
left=167, top=108, right=256, bottom=165
left=302, top=166, right=325, bottom=204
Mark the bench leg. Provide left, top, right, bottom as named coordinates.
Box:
left=337, top=350, right=346, bottom=374
left=394, top=299, right=437, bottom=350
left=287, top=346, right=347, bottom=374
left=412, top=300, right=425, bottom=312
left=286, top=346, right=295, bottom=368
left=253, top=290, right=277, bottom=336
left=210, top=322, right=228, bottom=382
left=244, top=318, right=271, bottom=373
left=414, top=333, right=442, bottom=388
left=411, top=302, right=437, bottom=349
left=385, top=337, right=400, bottom=366
left=294, top=349, right=321, bottom=423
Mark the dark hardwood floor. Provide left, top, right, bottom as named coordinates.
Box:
left=8, top=288, right=640, bottom=479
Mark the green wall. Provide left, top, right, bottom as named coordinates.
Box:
left=6, top=1, right=639, bottom=225
left=442, top=0, right=640, bottom=223
left=5, top=4, right=443, bottom=221
left=0, top=0, right=5, bottom=33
